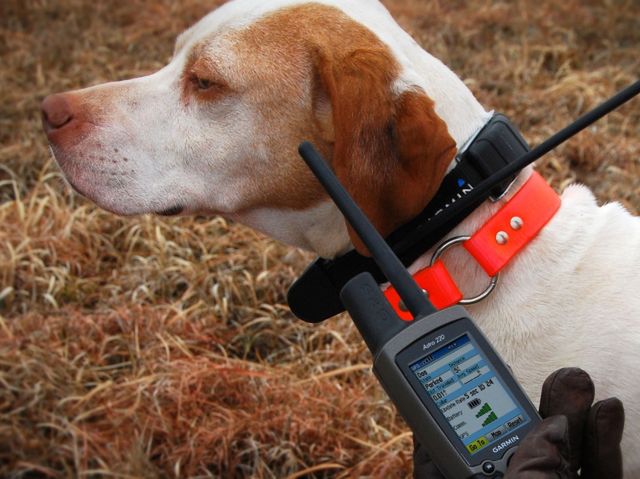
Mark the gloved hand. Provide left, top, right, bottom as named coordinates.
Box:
left=413, top=368, right=625, bottom=478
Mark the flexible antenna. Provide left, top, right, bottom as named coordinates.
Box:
left=298, top=143, right=435, bottom=319
left=399, top=79, right=640, bottom=248
left=477, top=81, right=639, bottom=192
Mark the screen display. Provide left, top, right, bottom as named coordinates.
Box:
left=409, top=334, right=529, bottom=455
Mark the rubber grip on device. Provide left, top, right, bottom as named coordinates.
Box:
left=340, top=272, right=406, bottom=356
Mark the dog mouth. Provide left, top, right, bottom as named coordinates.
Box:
left=156, top=205, right=184, bottom=216
left=48, top=146, right=188, bottom=218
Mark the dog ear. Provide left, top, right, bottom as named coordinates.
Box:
left=313, top=47, right=457, bottom=254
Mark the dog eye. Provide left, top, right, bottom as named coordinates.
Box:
left=195, top=76, right=214, bottom=90
left=189, top=74, right=219, bottom=91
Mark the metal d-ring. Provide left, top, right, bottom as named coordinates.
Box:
left=430, top=236, right=499, bottom=305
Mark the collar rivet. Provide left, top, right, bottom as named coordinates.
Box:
left=496, top=231, right=509, bottom=245
left=510, top=216, right=523, bottom=230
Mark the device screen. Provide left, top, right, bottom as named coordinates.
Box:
left=409, top=334, right=530, bottom=455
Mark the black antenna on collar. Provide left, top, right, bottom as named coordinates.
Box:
left=453, top=80, right=640, bottom=209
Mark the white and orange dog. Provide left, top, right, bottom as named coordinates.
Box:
left=42, top=0, right=639, bottom=474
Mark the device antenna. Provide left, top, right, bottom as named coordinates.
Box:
left=298, top=142, right=436, bottom=319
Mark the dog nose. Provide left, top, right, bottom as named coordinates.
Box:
left=41, top=93, right=74, bottom=132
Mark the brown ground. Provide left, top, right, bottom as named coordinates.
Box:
left=0, top=0, right=638, bottom=477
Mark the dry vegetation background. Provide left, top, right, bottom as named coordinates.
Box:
left=0, top=0, right=638, bottom=477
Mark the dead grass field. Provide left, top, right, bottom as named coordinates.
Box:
left=0, top=0, right=638, bottom=477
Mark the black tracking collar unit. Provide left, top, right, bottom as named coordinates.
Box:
left=288, top=114, right=530, bottom=323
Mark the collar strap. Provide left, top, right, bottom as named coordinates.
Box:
left=384, top=172, right=561, bottom=319
left=288, top=114, right=530, bottom=323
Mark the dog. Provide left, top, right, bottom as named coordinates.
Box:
left=42, top=0, right=640, bottom=474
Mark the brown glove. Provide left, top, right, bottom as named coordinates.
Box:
left=413, top=368, right=625, bottom=478
left=507, top=367, right=625, bottom=478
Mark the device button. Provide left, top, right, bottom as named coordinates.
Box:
left=482, top=461, right=496, bottom=475
left=487, top=424, right=507, bottom=441
left=504, top=415, right=525, bottom=432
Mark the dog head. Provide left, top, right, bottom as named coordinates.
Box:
left=43, top=0, right=486, bottom=258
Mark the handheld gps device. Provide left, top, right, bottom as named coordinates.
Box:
left=298, top=142, right=541, bottom=478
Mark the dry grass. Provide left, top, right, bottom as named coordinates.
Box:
left=0, top=0, right=638, bottom=477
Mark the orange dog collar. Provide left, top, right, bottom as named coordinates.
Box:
left=385, top=172, right=561, bottom=320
